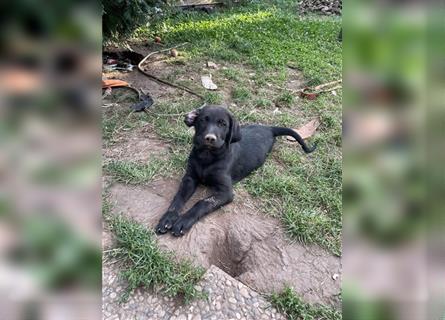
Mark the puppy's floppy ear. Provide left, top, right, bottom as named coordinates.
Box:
left=227, top=112, right=241, bottom=144
left=184, top=109, right=200, bottom=127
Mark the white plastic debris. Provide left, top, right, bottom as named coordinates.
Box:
left=201, top=74, right=218, bottom=90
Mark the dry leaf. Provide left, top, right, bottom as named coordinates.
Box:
left=201, top=74, right=218, bottom=90
left=102, top=79, right=129, bottom=88
left=286, top=118, right=320, bottom=141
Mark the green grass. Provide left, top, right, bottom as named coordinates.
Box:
left=275, top=90, right=295, bottom=107
left=204, top=91, right=224, bottom=104
left=221, top=67, right=242, bottom=81
left=105, top=213, right=205, bottom=302
left=232, top=86, right=252, bottom=103
left=270, top=286, right=341, bottom=320
left=104, top=154, right=187, bottom=185
left=137, top=7, right=341, bottom=84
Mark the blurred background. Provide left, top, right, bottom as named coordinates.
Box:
left=0, top=0, right=443, bottom=319
left=0, top=1, right=101, bottom=319
left=343, top=0, right=444, bottom=319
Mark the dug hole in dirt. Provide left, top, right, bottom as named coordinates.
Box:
left=107, top=178, right=341, bottom=309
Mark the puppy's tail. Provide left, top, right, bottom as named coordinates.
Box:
left=271, top=126, right=317, bottom=154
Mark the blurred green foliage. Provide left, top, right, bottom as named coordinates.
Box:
left=102, top=0, right=166, bottom=41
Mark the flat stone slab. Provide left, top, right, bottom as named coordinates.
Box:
left=103, top=263, right=286, bottom=320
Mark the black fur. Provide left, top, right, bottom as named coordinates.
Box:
left=156, top=105, right=316, bottom=236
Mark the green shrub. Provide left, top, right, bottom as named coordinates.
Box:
left=102, top=0, right=166, bottom=41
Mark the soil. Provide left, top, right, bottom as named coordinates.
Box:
left=107, top=180, right=341, bottom=308
left=103, top=125, right=169, bottom=163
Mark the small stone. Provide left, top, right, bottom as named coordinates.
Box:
left=174, top=310, right=180, bottom=316
left=240, top=287, right=250, bottom=299
left=215, top=302, right=222, bottom=310
left=188, top=315, right=193, bottom=320
left=207, top=61, right=218, bottom=69
left=229, top=298, right=237, bottom=304
left=332, top=273, right=340, bottom=280
left=226, top=280, right=232, bottom=286
left=236, top=313, right=241, bottom=319
left=194, top=285, right=202, bottom=292
left=110, top=292, right=117, bottom=299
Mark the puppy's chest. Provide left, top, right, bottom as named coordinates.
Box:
left=195, top=164, right=219, bottom=184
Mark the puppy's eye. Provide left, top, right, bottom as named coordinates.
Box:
left=218, top=120, right=227, bottom=127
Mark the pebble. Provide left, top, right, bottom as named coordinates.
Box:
left=240, top=287, right=250, bottom=299
left=102, top=265, right=287, bottom=320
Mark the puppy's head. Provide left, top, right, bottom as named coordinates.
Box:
left=184, top=105, right=241, bottom=149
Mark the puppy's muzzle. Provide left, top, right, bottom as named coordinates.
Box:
left=204, top=133, right=217, bottom=145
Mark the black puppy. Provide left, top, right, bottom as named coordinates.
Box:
left=156, top=105, right=316, bottom=236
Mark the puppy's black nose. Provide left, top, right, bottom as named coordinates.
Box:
left=205, top=134, right=217, bottom=144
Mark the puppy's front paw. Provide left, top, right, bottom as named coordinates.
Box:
left=155, top=212, right=178, bottom=234
left=171, top=216, right=196, bottom=237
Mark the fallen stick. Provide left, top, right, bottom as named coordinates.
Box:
left=137, top=43, right=204, bottom=100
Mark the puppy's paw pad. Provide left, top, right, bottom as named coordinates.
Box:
left=155, top=214, right=178, bottom=234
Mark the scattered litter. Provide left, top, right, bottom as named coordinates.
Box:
left=332, top=273, right=339, bottom=281
left=287, top=118, right=320, bottom=141
left=103, top=63, right=134, bottom=73
left=102, top=79, right=129, bottom=88
left=207, top=61, right=218, bottom=69
left=130, top=93, right=154, bottom=112
left=105, top=58, right=118, bottom=64
left=273, top=108, right=282, bottom=115
left=332, top=90, right=337, bottom=96
left=300, top=88, right=318, bottom=100
left=201, top=74, right=218, bottom=90
left=102, top=87, right=112, bottom=99
left=103, top=50, right=144, bottom=66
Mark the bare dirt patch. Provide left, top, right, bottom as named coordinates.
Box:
left=103, top=125, right=169, bottom=163
left=108, top=179, right=341, bottom=308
